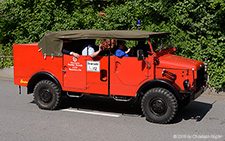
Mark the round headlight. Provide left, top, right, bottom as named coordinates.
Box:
left=183, top=79, right=190, bottom=89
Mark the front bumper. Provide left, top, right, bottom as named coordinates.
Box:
left=190, top=66, right=208, bottom=100
left=190, top=85, right=207, bottom=100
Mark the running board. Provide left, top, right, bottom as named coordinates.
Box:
left=67, top=92, right=84, bottom=98
left=112, top=95, right=132, bottom=102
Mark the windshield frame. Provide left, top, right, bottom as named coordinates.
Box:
left=147, top=35, right=174, bottom=55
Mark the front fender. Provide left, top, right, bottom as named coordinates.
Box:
left=137, top=79, right=181, bottom=100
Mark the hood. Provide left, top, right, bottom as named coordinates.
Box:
left=156, top=54, right=204, bottom=70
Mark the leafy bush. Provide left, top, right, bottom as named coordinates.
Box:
left=0, top=44, right=13, bottom=68
left=0, top=0, right=224, bottom=88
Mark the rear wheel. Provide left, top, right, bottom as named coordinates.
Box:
left=141, top=87, right=178, bottom=124
left=34, top=80, right=61, bottom=110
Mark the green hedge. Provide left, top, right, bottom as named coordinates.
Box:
left=0, top=0, right=224, bottom=88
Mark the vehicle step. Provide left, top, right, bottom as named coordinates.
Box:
left=112, top=95, right=132, bottom=102
left=66, top=92, right=84, bottom=98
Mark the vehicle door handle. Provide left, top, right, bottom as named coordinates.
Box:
left=62, top=66, right=68, bottom=73
left=100, top=69, right=107, bottom=82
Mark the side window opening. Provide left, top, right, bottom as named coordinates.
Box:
left=97, top=39, right=117, bottom=56
left=62, top=40, right=86, bottom=55
left=149, top=36, right=173, bottom=52
left=137, top=40, right=150, bottom=57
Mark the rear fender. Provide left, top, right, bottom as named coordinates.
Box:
left=27, top=72, right=62, bottom=94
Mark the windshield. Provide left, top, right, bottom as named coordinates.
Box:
left=149, top=36, right=173, bottom=52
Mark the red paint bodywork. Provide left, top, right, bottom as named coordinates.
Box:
left=14, top=43, right=63, bottom=87
left=13, top=42, right=204, bottom=98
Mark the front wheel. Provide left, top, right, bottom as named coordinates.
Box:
left=141, top=88, right=178, bottom=124
left=34, top=80, right=62, bottom=110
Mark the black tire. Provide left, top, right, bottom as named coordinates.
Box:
left=34, top=80, right=61, bottom=110
left=141, top=87, right=178, bottom=124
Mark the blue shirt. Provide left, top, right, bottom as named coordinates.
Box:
left=115, top=49, right=129, bottom=57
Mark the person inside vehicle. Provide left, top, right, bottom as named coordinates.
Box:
left=98, top=39, right=116, bottom=56
left=62, top=49, right=80, bottom=59
left=128, top=47, right=136, bottom=57
left=82, top=39, right=102, bottom=58
left=62, top=41, right=80, bottom=59
left=115, top=40, right=131, bottom=58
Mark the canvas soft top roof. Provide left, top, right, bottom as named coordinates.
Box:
left=38, top=30, right=171, bottom=57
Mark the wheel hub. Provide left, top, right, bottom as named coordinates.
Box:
left=40, top=89, right=52, bottom=103
left=150, top=98, right=167, bottom=115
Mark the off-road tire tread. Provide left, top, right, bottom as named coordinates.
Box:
left=34, top=80, right=61, bottom=110
left=141, top=87, right=178, bottom=124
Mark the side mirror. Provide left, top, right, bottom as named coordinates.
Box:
left=137, top=49, right=144, bottom=61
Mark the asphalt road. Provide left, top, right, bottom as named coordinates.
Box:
left=0, top=79, right=224, bottom=141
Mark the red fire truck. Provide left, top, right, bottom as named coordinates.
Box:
left=13, top=30, right=207, bottom=123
